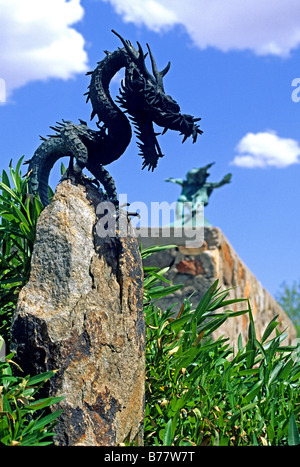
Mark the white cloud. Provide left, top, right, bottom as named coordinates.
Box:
left=102, top=0, right=300, bottom=57
left=102, top=0, right=177, bottom=32
left=231, top=131, right=300, bottom=168
left=0, top=0, right=88, bottom=99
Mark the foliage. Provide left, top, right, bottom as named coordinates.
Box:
left=0, top=341, right=64, bottom=446
left=0, top=158, right=62, bottom=446
left=1, top=159, right=300, bottom=447
left=0, top=158, right=58, bottom=346
left=0, top=158, right=45, bottom=345
left=276, top=279, right=300, bottom=336
left=142, top=245, right=300, bottom=446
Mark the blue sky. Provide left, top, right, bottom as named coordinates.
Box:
left=1, top=0, right=300, bottom=299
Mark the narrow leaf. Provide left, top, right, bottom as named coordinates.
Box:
left=288, top=413, right=300, bottom=446
left=163, top=419, right=173, bottom=445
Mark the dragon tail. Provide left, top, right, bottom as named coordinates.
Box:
left=26, top=136, right=73, bottom=206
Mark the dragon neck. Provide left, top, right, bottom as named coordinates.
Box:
left=88, top=48, right=132, bottom=163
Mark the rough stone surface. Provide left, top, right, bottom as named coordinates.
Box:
left=142, top=227, right=296, bottom=346
left=11, top=179, right=145, bottom=446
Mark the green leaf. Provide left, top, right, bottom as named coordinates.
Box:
left=194, top=280, right=219, bottom=322
left=147, top=271, right=172, bottom=285
left=60, top=162, right=67, bottom=175
left=146, top=284, right=182, bottom=299
left=237, top=333, right=243, bottom=352
left=239, top=368, right=260, bottom=376
left=141, top=245, right=177, bottom=260
left=30, top=409, right=64, bottom=432
left=15, top=156, right=24, bottom=175
left=168, top=313, right=193, bottom=332
left=245, top=302, right=256, bottom=368
left=0, top=182, right=25, bottom=210
left=198, top=314, right=228, bottom=336
left=12, top=206, right=30, bottom=230
left=144, top=267, right=170, bottom=288
left=1, top=170, right=11, bottom=190
left=244, top=380, right=262, bottom=404
left=27, top=370, right=58, bottom=386
left=288, top=413, right=300, bottom=446
left=23, top=396, right=65, bottom=411
left=155, top=403, right=163, bottom=416
left=163, top=419, right=173, bottom=445
left=0, top=276, right=28, bottom=286
left=9, top=167, right=21, bottom=193
left=173, top=347, right=199, bottom=381
left=261, top=315, right=279, bottom=343
left=209, top=296, right=247, bottom=312
left=231, top=402, right=258, bottom=423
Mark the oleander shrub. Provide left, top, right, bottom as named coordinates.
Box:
left=1, top=159, right=300, bottom=446
left=142, top=246, right=300, bottom=446
left=0, top=158, right=62, bottom=446
left=0, top=158, right=57, bottom=346
left=0, top=342, right=63, bottom=446
left=0, top=158, right=45, bottom=346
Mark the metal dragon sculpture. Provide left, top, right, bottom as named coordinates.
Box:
left=26, top=30, right=203, bottom=206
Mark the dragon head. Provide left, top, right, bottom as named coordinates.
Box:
left=113, top=30, right=203, bottom=171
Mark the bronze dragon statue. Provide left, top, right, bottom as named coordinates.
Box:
left=26, top=30, right=203, bottom=206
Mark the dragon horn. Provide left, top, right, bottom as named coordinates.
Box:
left=112, top=30, right=136, bottom=58
left=112, top=30, right=155, bottom=83
left=160, top=61, right=171, bottom=77
left=146, top=43, right=170, bottom=90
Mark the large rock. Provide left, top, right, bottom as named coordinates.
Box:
left=11, top=179, right=145, bottom=446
